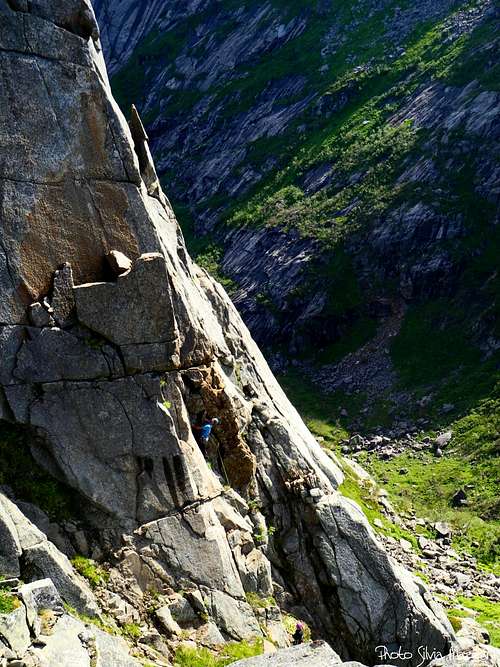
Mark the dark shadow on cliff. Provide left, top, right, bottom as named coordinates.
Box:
left=0, top=420, right=83, bottom=523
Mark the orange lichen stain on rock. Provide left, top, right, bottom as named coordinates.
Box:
left=19, top=180, right=139, bottom=300
left=91, top=181, right=141, bottom=257
left=79, top=91, right=108, bottom=176
left=184, top=365, right=256, bottom=489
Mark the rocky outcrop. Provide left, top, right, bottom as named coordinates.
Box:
left=220, top=226, right=321, bottom=351
left=0, top=2, right=456, bottom=665
left=0, top=493, right=98, bottom=617
left=0, top=576, right=141, bottom=666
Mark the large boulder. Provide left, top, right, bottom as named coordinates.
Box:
left=0, top=3, right=454, bottom=664
left=28, top=612, right=142, bottom=667
left=0, top=502, right=22, bottom=577
left=231, top=641, right=343, bottom=666
left=73, top=253, right=178, bottom=353
left=205, top=589, right=262, bottom=641
left=310, top=494, right=453, bottom=661
left=19, top=578, right=64, bottom=638
left=0, top=605, right=31, bottom=658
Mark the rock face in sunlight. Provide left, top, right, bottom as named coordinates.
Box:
left=0, top=2, right=455, bottom=665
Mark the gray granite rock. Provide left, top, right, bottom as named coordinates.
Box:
left=19, top=578, right=64, bottom=637
left=73, top=253, right=178, bottom=350
left=140, top=502, right=244, bottom=598
left=231, top=640, right=342, bottom=666
left=0, top=326, right=24, bottom=385
left=32, top=614, right=93, bottom=666
left=129, top=105, right=164, bottom=202
left=167, top=595, right=198, bottom=626
left=154, top=606, right=181, bottom=637
left=19, top=0, right=99, bottom=40
left=206, top=589, right=262, bottom=641
left=24, top=609, right=144, bottom=667
left=51, top=263, right=76, bottom=327
left=106, top=250, right=132, bottom=277
left=313, top=493, right=453, bottom=661
left=29, top=302, right=53, bottom=327
left=0, top=606, right=30, bottom=659
left=0, top=503, right=22, bottom=578
left=0, top=493, right=98, bottom=618
left=13, top=327, right=114, bottom=383
left=93, top=625, right=143, bottom=667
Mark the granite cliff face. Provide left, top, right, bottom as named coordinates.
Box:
left=0, top=1, right=460, bottom=666
left=93, top=0, right=499, bottom=370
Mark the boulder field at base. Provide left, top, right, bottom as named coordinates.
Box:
left=0, top=2, right=497, bottom=667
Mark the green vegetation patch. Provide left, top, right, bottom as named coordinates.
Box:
left=111, top=0, right=498, bottom=292
left=194, top=243, right=237, bottom=294
left=458, top=596, right=500, bottom=647
left=390, top=297, right=499, bottom=428
left=64, top=602, right=118, bottom=635
left=174, top=639, right=263, bottom=666
left=314, top=317, right=377, bottom=367
left=71, top=556, right=109, bottom=589
left=452, top=391, right=500, bottom=464
left=228, top=116, right=419, bottom=245
left=0, top=583, right=20, bottom=615
left=122, top=623, right=142, bottom=640
left=339, top=462, right=423, bottom=551
left=359, top=391, right=500, bottom=570
left=448, top=596, right=500, bottom=647
left=443, top=18, right=499, bottom=90
left=245, top=593, right=276, bottom=610
left=221, top=0, right=496, bottom=249
left=390, top=300, right=482, bottom=387
left=220, top=640, right=264, bottom=664
left=277, top=366, right=395, bottom=440
left=277, top=368, right=351, bottom=448
left=279, top=366, right=499, bottom=570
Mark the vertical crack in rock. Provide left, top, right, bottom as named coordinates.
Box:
left=33, top=59, right=72, bottom=160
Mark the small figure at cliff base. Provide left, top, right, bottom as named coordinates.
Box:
left=292, top=622, right=304, bottom=645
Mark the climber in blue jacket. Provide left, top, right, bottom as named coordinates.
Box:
left=192, top=413, right=219, bottom=457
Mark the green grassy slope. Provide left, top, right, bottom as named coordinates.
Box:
left=110, top=0, right=496, bottom=217
left=278, top=367, right=499, bottom=571
left=225, top=7, right=498, bottom=239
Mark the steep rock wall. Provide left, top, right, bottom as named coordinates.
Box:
left=0, top=2, right=454, bottom=664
